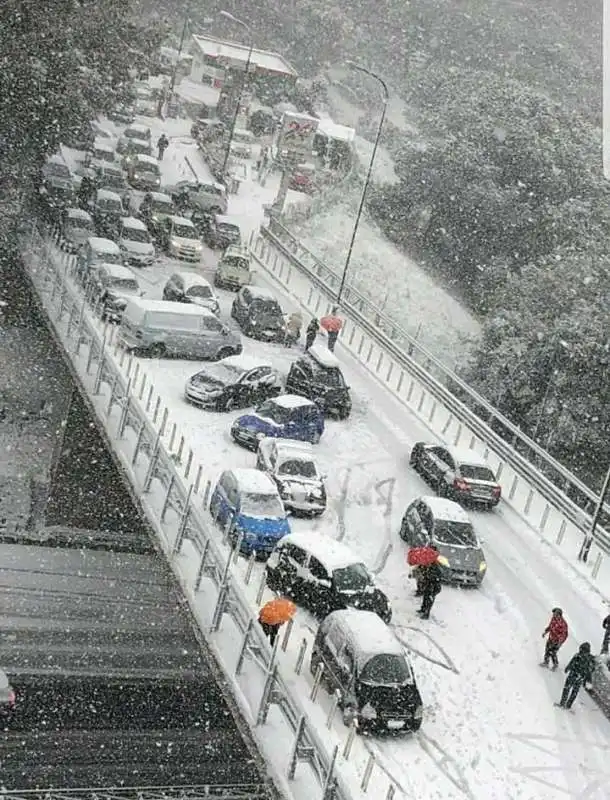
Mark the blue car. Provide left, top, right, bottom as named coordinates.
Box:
left=231, top=394, right=324, bottom=450
left=210, top=468, right=290, bottom=556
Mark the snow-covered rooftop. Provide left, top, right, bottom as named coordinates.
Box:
left=230, top=468, right=276, bottom=495
left=149, top=191, right=173, bottom=202
left=273, top=394, right=315, bottom=409
left=191, top=34, right=298, bottom=78
left=422, top=495, right=472, bottom=523
left=92, top=138, right=115, bottom=153
left=280, top=532, right=363, bottom=572
left=128, top=123, right=151, bottom=136
left=247, top=285, right=275, bottom=300
left=175, top=78, right=220, bottom=107
left=316, top=117, right=355, bottom=143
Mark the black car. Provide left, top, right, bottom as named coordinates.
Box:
left=201, top=214, right=242, bottom=250
left=230, top=285, right=286, bottom=342
left=285, top=343, right=351, bottom=420
left=184, top=355, right=282, bottom=411
left=310, top=609, right=422, bottom=734
left=409, top=443, right=502, bottom=509
left=266, top=532, right=391, bottom=621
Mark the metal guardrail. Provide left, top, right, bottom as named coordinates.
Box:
left=0, top=788, right=272, bottom=800
left=260, top=218, right=610, bottom=556
left=20, top=225, right=357, bottom=800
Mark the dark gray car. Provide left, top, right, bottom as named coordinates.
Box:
left=399, top=496, right=487, bottom=586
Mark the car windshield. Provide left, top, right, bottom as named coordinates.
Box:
left=240, top=492, right=284, bottom=518
left=333, top=563, right=371, bottom=592
left=152, top=199, right=174, bottom=215
left=203, top=185, right=223, bottom=197
left=131, top=141, right=151, bottom=155
left=68, top=217, right=94, bottom=231
left=224, top=256, right=249, bottom=270
left=218, top=223, right=240, bottom=236
left=100, top=197, right=122, bottom=212
left=312, top=364, right=345, bottom=388
left=124, top=227, right=150, bottom=243
left=433, top=520, right=478, bottom=547
left=278, top=459, right=317, bottom=478
left=94, top=149, right=114, bottom=163
left=173, top=223, right=197, bottom=239
left=253, top=298, right=282, bottom=316
left=460, top=464, right=497, bottom=482
left=187, top=285, right=213, bottom=299
left=256, top=400, right=290, bottom=425
left=361, top=654, right=411, bottom=686
left=109, top=278, right=138, bottom=292
left=47, top=162, right=71, bottom=178
left=200, top=364, right=243, bottom=384
left=101, top=174, right=126, bottom=191
left=126, top=128, right=147, bottom=139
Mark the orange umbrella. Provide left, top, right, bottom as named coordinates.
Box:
left=259, top=598, right=297, bottom=625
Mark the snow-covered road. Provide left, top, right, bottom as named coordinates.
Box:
left=89, top=111, right=610, bottom=798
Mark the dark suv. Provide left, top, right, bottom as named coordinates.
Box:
left=231, top=285, right=286, bottom=342
left=285, top=343, right=351, bottom=420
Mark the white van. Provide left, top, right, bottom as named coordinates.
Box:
left=117, top=297, right=242, bottom=360
left=214, top=245, right=252, bottom=291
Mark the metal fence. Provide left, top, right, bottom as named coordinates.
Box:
left=19, top=224, right=357, bottom=800
left=260, top=217, right=610, bottom=556
left=0, top=788, right=272, bottom=800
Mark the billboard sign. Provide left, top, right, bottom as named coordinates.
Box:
left=277, top=112, right=319, bottom=161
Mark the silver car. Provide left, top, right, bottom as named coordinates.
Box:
left=117, top=216, right=156, bottom=267
left=61, top=207, right=95, bottom=252
left=399, top=495, right=487, bottom=586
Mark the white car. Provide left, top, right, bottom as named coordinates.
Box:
left=117, top=216, right=156, bottom=267
left=161, top=215, right=203, bottom=262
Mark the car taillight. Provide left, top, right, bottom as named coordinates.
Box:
left=454, top=477, right=470, bottom=491
left=492, top=485, right=502, bottom=497
left=8, top=689, right=16, bottom=706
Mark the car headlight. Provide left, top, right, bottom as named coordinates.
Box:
left=413, top=705, right=423, bottom=720
left=170, top=239, right=180, bottom=248
left=360, top=703, right=377, bottom=720
left=277, top=482, right=292, bottom=499
left=437, top=555, right=450, bottom=567
left=479, top=561, right=487, bottom=572
left=311, top=487, right=323, bottom=499
left=250, top=319, right=257, bottom=326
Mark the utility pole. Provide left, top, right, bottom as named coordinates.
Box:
left=578, top=465, right=610, bottom=562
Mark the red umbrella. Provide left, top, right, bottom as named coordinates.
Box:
left=407, top=546, right=439, bottom=567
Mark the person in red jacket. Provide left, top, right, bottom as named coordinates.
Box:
left=320, top=307, right=343, bottom=352
left=540, top=608, right=569, bottom=670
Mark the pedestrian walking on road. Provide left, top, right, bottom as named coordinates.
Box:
left=258, top=598, right=296, bottom=648
left=417, top=557, right=442, bottom=620
left=157, top=134, right=169, bottom=161
left=540, top=608, right=569, bottom=670
left=320, top=307, right=343, bottom=353
left=556, top=642, right=595, bottom=710
left=305, top=317, right=319, bottom=351
left=601, top=614, right=610, bottom=655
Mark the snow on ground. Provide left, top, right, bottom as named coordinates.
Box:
left=53, top=107, right=610, bottom=799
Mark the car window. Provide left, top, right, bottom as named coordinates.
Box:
left=283, top=543, right=307, bottom=566
left=460, top=464, right=496, bottom=482
left=187, top=285, right=213, bottom=299
left=309, top=557, right=328, bottom=581
left=240, top=492, right=284, bottom=519
left=361, top=654, right=411, bottom=686
left=433, top=520, right=478, bottom=547
left=152, top=199, right=174, bottom=215
left=278, top=458, right=316, bottom=478
left=200, top=316, right=223, bottom=333
left=46, top=162, right=71, bottom=178
left=333, top=563, right=371, bottom=592
left=242, top=288, right=252, bottom=304
left=256, top=400, right=290, bottom=425
left=123, top=227, right=150, bottom=243
left=173, top=222, right=197, bottom=239
left=109, top=278, right=139, bottom=292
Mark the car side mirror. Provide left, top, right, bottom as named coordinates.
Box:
left=221, top=326, right=230, bottom=336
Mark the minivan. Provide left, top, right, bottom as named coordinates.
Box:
left=266, top=532, right=392, bottom=622
left=214, top=245, right=252, bottom=290
left=311, top=609, right=423, bottom=734
left=77, top=236, right=123, bottom=283
left=209, top=468, right=290, bottom=557
left=117, top=297, right=242, bottom=360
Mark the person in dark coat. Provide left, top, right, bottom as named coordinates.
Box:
left=601, top=614, right=610, bottom=655
left=78, top=174, right=94, bottom=209
left=157, top=134, right=169, bottom=160
left=417, top=559, right=442, bottom=619
left=557, top=642, right=595, bottom=710
left=305, top=317, right=319, bottom=351
left=540, top=608, right=569, bottom=670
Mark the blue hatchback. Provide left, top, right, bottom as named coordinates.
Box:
left=231, top=394, right=324, bottom=450
left=210, top=468, right=290, bottom=556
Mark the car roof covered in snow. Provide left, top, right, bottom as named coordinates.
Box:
left=224, top=244, right=250, bottom=259
left=96, top=188, right=122, bottom=202
left=133, top=154, right=159, bottom=167
left=99, top=263, right=138, bottom=280
left=215, top=214, right=240, bottom=226
left=260, top=438, right=314, bottom=460
left=272, top=394, right=316, bottom=410
left=307, top=343, right=341, bottom=370
left=127, top=123, right=151, bottom=135
left=169, top=215, right=195, bottom=228
left=244, top=285, right=275, bottom=300
left=149, top=191, right=173, bottom=203
left=277, top=532, right=363, bottom=572
left=170, top=270, right=213, bottom=290
left=67, top=207, right=93, bottom=222
left=92, top=138, right=115, bottom=153
left=446, top=446, right=492, bottom=469
left=229, top=468, right=277, bottom=495
left=420, top=496, right=472, bottom=523
left=121, top=216, right=147, bottom=231
left=217, top=353, right=271, bottom=372
left=124, top=297, right=215, bottom=318
left=48, top=153, right=67, bottom=166
left=87, top=236, right=121, bottom=253
left=323, top=609, right=408, bottom=668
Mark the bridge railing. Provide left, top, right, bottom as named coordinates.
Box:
left=257, top=218, right=610, bottom=563
left=20, top=223, right=401, bottom=800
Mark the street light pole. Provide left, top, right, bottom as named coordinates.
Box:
left=169, top=5, right=191, bottom=98
left=578, top=464, right=610, bottom=563
left=336, top=62, right=389, bottom=307
left=220, top=11, right=253, bottom=182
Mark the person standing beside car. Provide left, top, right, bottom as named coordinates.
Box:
left=417, top=557, right=442, bottom=620
left=601, top=613, right=610, bottom=655
left=556, top=642, right=595, bottom=710
left=540, top=608, right=569, bottom=670
left=157, top=134, right=169, bottom=161
left=305, top=317, right=319, bottom=351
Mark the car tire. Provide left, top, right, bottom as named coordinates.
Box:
left=223, top=396, right=236, bottom=412
left=310, top=431, right=321, bottom=445
left=215, top=347, right=234, bottom=361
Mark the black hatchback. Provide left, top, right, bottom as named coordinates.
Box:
left=230, top=285, right=286, bottom=342
left=285, top=343, right=351, bottom=419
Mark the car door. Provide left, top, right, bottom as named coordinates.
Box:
left=198, top=314, right=225, bottom=358
left=416, top=501, right=434, bottom=543
left=306, top=556, right=333, bottom=614
left=239, top=366, right=267, bottom=405
left=211, top=471, right=233, bottom=525
left=287, top=359, right=310, bottom=396
left=234, top=288, right=249, bottom=323
left=301, top=406, right=319, bottom=441
left=429, top=447, right=453, bottom=487
left=282, top=544, right=308, bottom=601
left=401, top=502, right=422, bottom=545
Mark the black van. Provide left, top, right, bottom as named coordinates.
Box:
left=285, top=343, right=351, bottom=419
left=310, top=609, right=423, bottom=734
left=266, top=532, right=392, bottom=622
